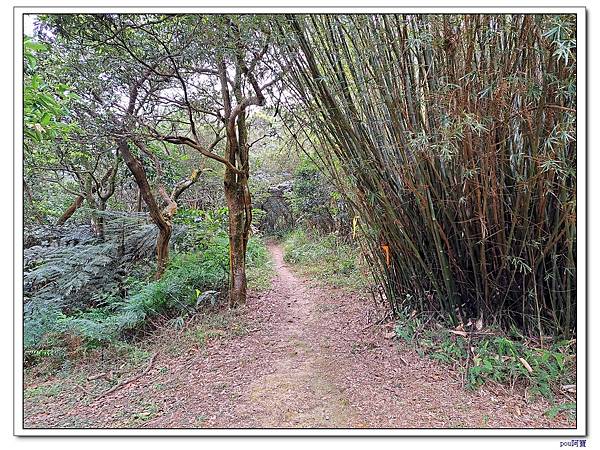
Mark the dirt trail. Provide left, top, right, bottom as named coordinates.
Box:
left=24, top=244, right=573, bottom=429
left=227, top=244, right=357, bottom=427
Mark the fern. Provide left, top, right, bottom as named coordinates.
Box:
left=23, top=210, right=270, bottom=353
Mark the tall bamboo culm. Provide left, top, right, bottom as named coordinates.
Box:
left=284, top=14, right=577, bottom=338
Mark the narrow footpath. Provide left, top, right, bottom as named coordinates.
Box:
left=24, top=244, right=573, bottom=429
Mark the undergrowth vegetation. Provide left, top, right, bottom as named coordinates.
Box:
left=393, top=313, right=576, bottom=405
left=281, top=229, right=369, bottom=290
left=24, top=207, right=272, bottom=367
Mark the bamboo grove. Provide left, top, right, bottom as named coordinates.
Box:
left=284, top=14, right=577, bottom=338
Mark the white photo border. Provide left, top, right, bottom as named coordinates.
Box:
left=13, top=3, right=587, bottom=437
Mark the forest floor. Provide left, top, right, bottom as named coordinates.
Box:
left=23, top=244, right=575, bottom=429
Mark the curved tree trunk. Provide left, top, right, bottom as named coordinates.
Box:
left=119, top=140, right=171, bottom=279
left=56, top=154, right=118, bottom=231
left=120, top=139, right=201, bottom=279
left=56, top=195, right=85, bottom=226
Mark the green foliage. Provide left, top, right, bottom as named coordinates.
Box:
left=287, top=157, right=350, bottom=235
left=246, top=235, right=274, bottom=291
left=173, top=207, right=229, bottom=253
left=112, top=342, right=151, bottom=365
left=174, top=206, right=273, bottom=290
left=23, top=36, right=78, bottom=144
left=24, top=303, right=66, bottom=350
left=393, top=315, right=575, bottom=402
left=30, top=247, right=224, bottom=350
left=23, top=218, right=164, bottom=330
left=546, top=402, right=576, bottom=419
left=28, top=183, right=81, bottom=224
left=394, top=322, right=416, bottom=343
left=25, top=209, right=273, bottom=357
left=25, top=249, right=225, bottom=354
left=24, top=384, right=62, bottom=399
left=116, top=251, right=229, bottom=329
left=179, top=310, right=248, bottom=352
left=466, top=337, right=573, bottom=400
left=431, top=336, right=468, bottom=364
left=282, top=229, right=368, bottom=290
left=291, top=158, right=334, bottom=230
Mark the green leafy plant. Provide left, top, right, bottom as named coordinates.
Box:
left=24, top=211, right=273, bottom=359
left=282, top=229, right=369, bottom=290
left=546, top=402, right=576, bottom=419
left=24, top=36, right=79, bottom=144
left=392, top=315, right=575, bottom=402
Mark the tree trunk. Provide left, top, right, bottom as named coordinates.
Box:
left=57, top=156, right=118, bottom=230
left=119, top=140, right=199, bottom=279
left=119, top=140, right=172, bottom=279
left=136, top=188, right=142, bottom=212
left=224, top=172, right=248, bottom=307
left=56, top=195, right=84, bottom=226
left=84, top=175, right=103, bottom=238
left=222, top=100, right=253, bottom=307
left=155, top=222, right=172, bottom=280
left=94, top=155, right=119, bottom=240
left=96, top=198, right=107, bottom=240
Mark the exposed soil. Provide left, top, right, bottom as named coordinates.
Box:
left=23, top=244, right=575, bottom=429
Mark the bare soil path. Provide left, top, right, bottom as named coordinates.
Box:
left=24, top=244, right=574, bottom=429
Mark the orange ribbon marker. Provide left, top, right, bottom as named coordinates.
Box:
left=381, top=244, right=391, bottom=267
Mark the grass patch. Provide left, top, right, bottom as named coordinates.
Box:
left=281, top=229, right=370, bottom=290
left=246, top=237, right=275, bottom=291
left=186, top=308, right=249, bottom=348
left=119, top=400, right=160, bottom=427
left=24, top=383, right=62, bottom=399
left=546, top=402, right=576, bottom=419
left=112, top=342, right=151, bottom=366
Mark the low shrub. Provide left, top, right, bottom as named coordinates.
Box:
left=394, top=313, right=576, bottom=402
left=24, top=209, right=273, bottom=361
left=281, top=229, right=369, bottom=290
